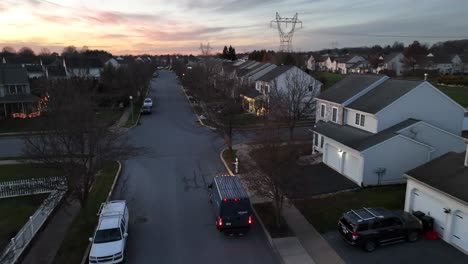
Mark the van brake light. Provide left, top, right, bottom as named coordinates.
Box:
left=248, top=215, right=253, bottom=225
left=217, top=216, right=223, bottom=227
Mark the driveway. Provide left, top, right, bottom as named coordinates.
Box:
left=111, top=71, right=279, bottom=264
left=324, top=231, right=468, bottom=264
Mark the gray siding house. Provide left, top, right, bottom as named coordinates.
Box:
left=0, top=65, right=39, bottom=119
left=312, top=75, right=466, bottom=186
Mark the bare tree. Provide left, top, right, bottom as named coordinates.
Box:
left=22, top=78, right=140, bottom=206
left=269, top=68, right=321, bottom=140
left=243, top=120, right=297, bottom=228
left=39, top=47, right=51, bottom=56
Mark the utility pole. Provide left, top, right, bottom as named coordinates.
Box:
left=271, top=12, right=302, bottom=52
left=200, top=43, right=212, bottom=56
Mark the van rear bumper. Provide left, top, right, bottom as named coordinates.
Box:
left=218, top=226, right=251, bottom=233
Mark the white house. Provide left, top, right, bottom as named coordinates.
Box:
left=306, top=55, right=316, bottom=72
left=404, top=146, right=468, bottom=254
left=421, top=53, right=463, bottom=74
left=377, top=52, right=404, bottom=75
left=105, top=58, right=120, bottom=69
left=66, top=57, right=104, bottom=78
left=241, top=65, right=321, bottom=115
left=312, top=74, right=466, bottom=186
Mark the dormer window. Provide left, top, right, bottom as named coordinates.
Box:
left=332, top=107, right=338, bottom=123
left=320, top=104, right=325, bottom=118
left=355, top=113, right=366, bottom=127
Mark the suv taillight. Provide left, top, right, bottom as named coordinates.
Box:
left=248, top=215, right=253, bottom=225
left=217, top=216, right=223, bottom=227
left=352, top=232, right=360, bottom=240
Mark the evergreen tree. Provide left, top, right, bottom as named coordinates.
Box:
left=222, top=46, right=228, bottom=59
left=228, top=45, right=237, bottom=61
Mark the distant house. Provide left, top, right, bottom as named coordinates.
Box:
left=319, top=55, right=365, bottom=73
left=241, top=65, right=321, bottom=115
left=0, top=64, right=40, bottom=119
left=105, top=58, right=120, bottom=69
left=312, top=74, right=466, bottom=186
left=65, top=57, right=104, bottom=78
left=306, top=55, right=316, bottom=72
left=404, top=146, right=468, bottom=254
left=420, top=53, right=463, bottom=74
left=3, top=56, right=46, bottom=79
left=377, top=52, right=404, bottom=75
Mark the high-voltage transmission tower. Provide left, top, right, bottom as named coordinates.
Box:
left=199, top=43, right=212, bottom=56
left=270, top=12, right=302, bottom=52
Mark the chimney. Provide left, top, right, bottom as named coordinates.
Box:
left=465, top=144, right=468, bottom=167
left=424, top=73, right=428, bottom=81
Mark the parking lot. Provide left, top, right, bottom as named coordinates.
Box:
left=323, top=231, right=468, bottom=264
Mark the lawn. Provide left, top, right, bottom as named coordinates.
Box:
left=314, top=72, right=345, bottom=90
left=253, top=203, right=294, bottom=238
left=435, top=85, right=468, bottom=107
left=96, top=109, right=123, bottom=127
left=0, top=117, right=44, bottom=134
left=0, top=164, right=62, bottom=182
left=53, top=161, right=120, bottom=264
left=0, top=194, right=48, bottom=250
left=123, top=104, right=141, bottom=128
left=294, top=185, right=406, bottom=233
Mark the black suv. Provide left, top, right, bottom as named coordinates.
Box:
left=338, top=208, right=423, bottom=252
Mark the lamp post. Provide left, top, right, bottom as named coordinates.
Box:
left=129, top=95, right=134, bottom=123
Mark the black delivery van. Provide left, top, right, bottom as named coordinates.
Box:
left=208, top=176, right=253, bottom=233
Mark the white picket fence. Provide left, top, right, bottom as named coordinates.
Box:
left=0, top=177, right=66, bottom=199
left=0, top=177, right=67, bottom=264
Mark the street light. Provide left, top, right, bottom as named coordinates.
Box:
left=129, top=95, right=134, bottom=123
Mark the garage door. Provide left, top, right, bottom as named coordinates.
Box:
left=452, top=211, right=468, bottom=252
left=343, top=153, right=360, bottom=183
left=325, top=144, right=341, bottom=172
left=411, top=190, right=447, bottom=235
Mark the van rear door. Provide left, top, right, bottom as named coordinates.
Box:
left=220, top=199, right=251, bottom=228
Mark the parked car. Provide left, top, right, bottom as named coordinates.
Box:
left=143, top=98, right=153, bottom=107
left=89, top=200, right=129, bottom=264
left=338, top=207, right=423, bottom=252
left=208, top=176, right=253, bottom=234
left=141, top=105, right=152, bottom=114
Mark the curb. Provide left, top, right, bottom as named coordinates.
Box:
left=219, top=149, right=285, bottom=264
left=127, top=82, right=151, bottom=130
left=232, top=122, right=315, bottom=132
left=80, top=160, right=123, bottom=264
left=180, top=86, right=217, bottom=131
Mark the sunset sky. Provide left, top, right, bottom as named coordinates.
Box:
left=1, top=0, right=467, bottom=55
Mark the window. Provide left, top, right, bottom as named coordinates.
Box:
left=355, top=113, right=366, bottom=127
left=332, top=107, right=338, bottom=122
left=314, top=134, right=318, bottom=146
left=320, top=136, right=324, bottom=148
left=320, top=104, right=325, bottom=118
left=308, top=84, right=313, bottom=92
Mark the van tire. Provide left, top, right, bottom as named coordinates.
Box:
left=363, top=240, right=376, bottom=252
left=407, top=231, right=419, bottom=242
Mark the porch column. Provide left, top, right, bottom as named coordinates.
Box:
left=312, top=133, right=316, bottom=154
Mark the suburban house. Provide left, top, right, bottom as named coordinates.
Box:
left=376, top=52, right=404, bottom=75
left=65, top=57, right=104, bottom=78
left=105, top=58, right=121, bottom=69
left=404, top=145, right=468, bottom=254
left=0, top=64, right=40, bottom=119
left=241, top=65, right=321, bottom=115
left=312, top=74, right=466, bottom=186
left=347, top=60, right=370, bottom=74
left=306, top=55, right=316, bottom=72
left=318, top=55, right=365, bottom=73
left=419, top=53, right=464, bottom=74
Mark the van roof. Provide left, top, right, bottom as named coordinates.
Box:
left=101, top=200, right=126, bottom=217
left=214, top=176, right=249, bottom=200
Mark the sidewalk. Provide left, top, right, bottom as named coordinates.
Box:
left=233, top=143, right=344, bottom=264
left=20, top=199, right=81, bottom=264
left=109, top=107, right=130, bottom=131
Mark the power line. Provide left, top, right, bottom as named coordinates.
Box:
left=317, top=31, right=468, bottom=39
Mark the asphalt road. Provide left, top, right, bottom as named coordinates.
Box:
left=112, top=70, right=280, bottom=264
left=0, top=136, right=23, bottom=157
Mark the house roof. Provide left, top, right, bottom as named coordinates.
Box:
left=241, top=88, right=262, bottom=99
left=382, top=52, right=402, bottom=64
left=25, top=64, right=44, bottom=73
left=257, top=65, right=294, bottom=82
left=65, top=57, right=103, bottom=68
left=0, top=65, right=29, bottom=84
left=347, top=79, right=424, bottom=114
left=406, top=151, right=468, bottom=204
left=316, top=74, right=386, bottom=104
left=47, top=65, right=67, bottom=77
left=313, top=119, right=420, bottom=151
left=0, top=94, right=39, bottom=103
